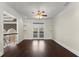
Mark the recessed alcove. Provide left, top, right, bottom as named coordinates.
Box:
left=3, top=11, right=18, bottom=48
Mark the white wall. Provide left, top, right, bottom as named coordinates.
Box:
left=0, top=3, right=23, bottom=56
left=17, top=17, right=24, bottom=43
left=54, top=2, right=79, bottom=56
left=23, top=18, right=54, bottom=39
left=0, top=3, right=4, bottom=56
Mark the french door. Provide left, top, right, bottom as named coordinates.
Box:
left=33, top=28, right=44, bottom=39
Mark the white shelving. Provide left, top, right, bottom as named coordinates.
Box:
left=3, top=12, right=18, bottom=48
left=4, top=33, right=18, bottom=35
left=4, top=22, right=17, bottom=24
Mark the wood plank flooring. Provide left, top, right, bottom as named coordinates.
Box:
left=2, top=40, right=77, bottom=57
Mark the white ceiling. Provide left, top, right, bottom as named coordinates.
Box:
left=6, top=2, right=69, bottom=19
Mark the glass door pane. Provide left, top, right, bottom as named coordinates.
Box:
left=39, top=28, right=44, bottom=38
left=33, top=28, right=38, bottom=38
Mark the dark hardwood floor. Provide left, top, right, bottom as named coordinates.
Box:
left=2, top=39, right=77, bottom=57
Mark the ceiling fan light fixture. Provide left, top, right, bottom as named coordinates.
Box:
left=32, top=10, right=47, bottom=19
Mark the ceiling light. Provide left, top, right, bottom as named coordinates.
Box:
left=32, top=10, right=47, bottom=19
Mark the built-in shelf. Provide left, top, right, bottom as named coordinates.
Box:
left=4, top=22, right=17, bottom=24
left=4, top=33, right=18, bottom=35
left=3, top=11, right=17, bottom=48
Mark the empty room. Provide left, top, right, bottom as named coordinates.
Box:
left=0, top=2, right=78, bottom=57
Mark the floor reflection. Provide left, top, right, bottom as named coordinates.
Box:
left=39, top=40, right=45, bottom=52
left=32, top=40, right=39, bottom=52
left=32, top=40, right=45, bottom=56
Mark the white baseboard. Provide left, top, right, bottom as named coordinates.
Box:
left=54, top=40, right=79, bottom=56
